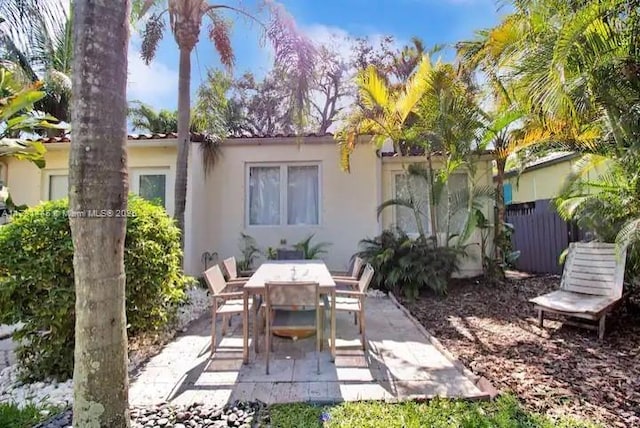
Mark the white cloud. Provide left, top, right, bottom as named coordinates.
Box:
left=126, top=39, right=179, bottom=110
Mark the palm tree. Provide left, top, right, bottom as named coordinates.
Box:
left=133, top=0, right=315, bottom=249
left=0, top=0, right=72, bottom=128
left=128, top=101, right=178, bottom=133
left=336, top=55, right=433, bottom=170
left=69, top=1, right=130, bottom=426
left=0, top=66, right=62, bottom=165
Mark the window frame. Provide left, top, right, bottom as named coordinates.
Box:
left=130, top=167, right=171, bottom=214
left=245, top=162, right=322, bottom=228
left=44, top=170, right=69, bottom=201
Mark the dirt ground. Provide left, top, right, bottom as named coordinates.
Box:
left=400, top=272, right=640, bottom=427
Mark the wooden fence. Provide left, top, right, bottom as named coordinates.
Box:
left=506, top=199, right=581, bottom=274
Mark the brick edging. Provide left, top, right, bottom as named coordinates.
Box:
left=387, top=292, right=499, bottom=399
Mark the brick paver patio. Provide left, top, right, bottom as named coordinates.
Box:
left=129, top=296, right=487, bottom=406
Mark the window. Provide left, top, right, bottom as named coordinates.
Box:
left=48, top=174, right=69, bottom=200
left=248, top=164, right=320, bottom=226
left=130, top=168, right=170, bottom=213
left=394, top=173, right=430, bottom=236
left=394, top=171, right=470, bottom=236
left=139, top=174, right=167, bottom=207
left=503, top=182, right=513, bottom=205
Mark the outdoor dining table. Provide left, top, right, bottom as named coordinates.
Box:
left=242, top=260, right=336, bottom=364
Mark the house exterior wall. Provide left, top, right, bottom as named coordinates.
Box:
left=380, top=156, right=494, bottom=277
left=506, top=160, right=574, bottom=203
left=184, top=137, right=382, bottom=276
left=4, top=141, right=178, bottom=214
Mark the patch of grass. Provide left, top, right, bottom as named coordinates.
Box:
left=267, top=395, right=600, bottom=428
left=0, top=402, right=60, bottom=428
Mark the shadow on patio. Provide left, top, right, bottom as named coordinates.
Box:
left=128, top=297, right=487, bottom=407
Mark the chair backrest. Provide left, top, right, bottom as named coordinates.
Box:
left=203, top=265, right=228, bottom=296
left=277, top=249, right=304, bottom=260
left=265, top=281, right=320, bottom=310
left=357, top=264, right=375, bottom=293
left=351, top=256, right=364, bottom=278
left=222, top=256, right=238, bottom=280
left=560, top=242, right=626, bottom=298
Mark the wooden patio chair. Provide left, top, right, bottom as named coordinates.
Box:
left=332, top=256, right=364, bottom=284
left=331, top=256, right=365, bottom=323
left=203, top=264, right=253, bottom=356
left=222, top=256, right=251, bottom=284
left=329, top=264, right=374, bottom=351
left=529, top=242, right=626, bottom=340
left=264, top=281, right=323, bottom=375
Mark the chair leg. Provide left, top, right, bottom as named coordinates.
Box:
left=598, top=314, right=606, bottom=341
left=316, top=309, right=321, bottom=374
left=320, top=307, right=325, bottom=352
left=210, top=303, right=217, bottom=357
left=221, top=314, right=228, bottom=336
left=360, top=305, right=367, bottom=352
left=538, top=310, right=544, bottom=328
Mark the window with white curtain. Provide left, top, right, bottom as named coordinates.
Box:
left=394, top=173, right=430, bottom=236
left=393, top=171, right=470, bottom=237
left=48, top=174, right=69, bottom=200
left=248, top=164, right=320, bottom=226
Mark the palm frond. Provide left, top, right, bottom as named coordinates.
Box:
left=376, top=198, right=417, bottom=219
left=356, top=66, right=390, bottom=111
left=615, top=217, right=640, bottom=255
left=395, top=54, right=432, bottom=122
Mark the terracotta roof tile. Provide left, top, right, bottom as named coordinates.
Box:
left=32, top=132, right=335, bottom=144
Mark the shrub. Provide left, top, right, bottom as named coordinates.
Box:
left=357, top=229, right=462, bottom=299
left=0, top=196, right=188, bottom=381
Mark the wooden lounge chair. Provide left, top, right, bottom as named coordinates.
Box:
left=529, top=242, right=626, bottom=340
left=264, top=281, right=323, bottom=374
left=203, top=264, right=253, bottom=356
left=329, top=264, right=375, bottom=351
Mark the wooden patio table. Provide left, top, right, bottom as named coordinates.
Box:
left=242, top=260, right=336, bottom=364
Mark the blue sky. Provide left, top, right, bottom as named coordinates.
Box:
left=126, top=0, right=508, bottom=112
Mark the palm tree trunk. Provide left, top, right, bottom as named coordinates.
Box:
left=69, top=1, right=130, bottom=427
left=175, top=47, right=192, bottom=250
left=495, top=157, right=507, bottom=259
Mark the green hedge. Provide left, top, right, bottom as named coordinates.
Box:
left=0, top=196, right=188, bottom=381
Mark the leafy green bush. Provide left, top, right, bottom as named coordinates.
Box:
left=357, top=229, right=462, bottom=298
left=294, top=234, right=331, bottom=259
left=0, top=196, right=188, bottom=381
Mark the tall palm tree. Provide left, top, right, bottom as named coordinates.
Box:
left=133, top=0, right=315, bottom=249
left=69, top=1, right=130, bottom=426
left=0, top=0, right=72, bottom=127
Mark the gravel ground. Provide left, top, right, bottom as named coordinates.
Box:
left=34, top=400, right=267, bottom=428
left=400, top=272, right=640, bottom=427
left=0, top=286, right=211, bottom=410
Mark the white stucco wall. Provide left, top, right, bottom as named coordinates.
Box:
left=380, top=156, right=495, bottom=277
left=4, top=140, right=178, bottom=212
left=184, top=136, right=382, bottom=276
